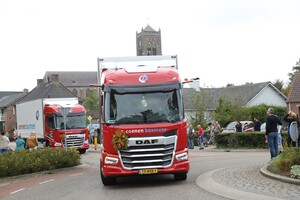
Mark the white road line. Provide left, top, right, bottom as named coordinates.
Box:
left=10, top=188, right=25, bottom=195
left=69, top=173, right=84, bottom=177
left=39, top=179, right=54, bottom=185
left=0, top=183, right=10, bottom=187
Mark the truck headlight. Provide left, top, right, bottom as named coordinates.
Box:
left=176, top=152, right=188, bottom=161
left=104, top=157, right=119, bottom=165
left=54, top=143, right=62, bottom=147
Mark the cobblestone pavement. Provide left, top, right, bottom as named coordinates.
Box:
left=212, top=163, right=300, bottom=200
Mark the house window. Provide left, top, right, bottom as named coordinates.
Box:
left=72, top=88, right=78, bottom=96
left=13, top=106, right=16, bottom=115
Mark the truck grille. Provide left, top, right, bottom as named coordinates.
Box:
left=119, top=136, right=177, bottom=170
left=65, top=134, right=85, bottom=148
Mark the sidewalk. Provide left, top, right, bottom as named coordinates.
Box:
left=193, top=146, right=300, bottom=200
left=87, top=143, right=100, bottom=153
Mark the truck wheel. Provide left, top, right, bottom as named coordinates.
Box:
left=100, top=167, right=116, bottom=185
left=78, top=149, right=86, bottom=154
left=174, top=173, right=187, bottom=181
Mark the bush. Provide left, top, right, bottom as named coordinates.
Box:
left=268, top=147, right=300, bottom=175
left=215, top=131, right=288, bottom=149
left=0, top=148, right=81, bottom=178
left=215, top=132, right=268, bottom=149
left=291, top=165, right=300, bottom=179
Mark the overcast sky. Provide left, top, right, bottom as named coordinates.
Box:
left=1, top=0, right=300, bottom=91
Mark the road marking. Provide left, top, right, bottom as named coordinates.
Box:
left=39, top=179, right=54, bottom=185
left=10, top=188, right=25, bottom=195
left=69, top=173, right=84, bottom=177
left=0, top=183, right=10, bottom=187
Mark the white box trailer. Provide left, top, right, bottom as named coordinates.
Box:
left=16, top=98, right=79, bottom=139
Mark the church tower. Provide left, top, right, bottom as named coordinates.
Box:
left=136, top=25, right=162, bottom=56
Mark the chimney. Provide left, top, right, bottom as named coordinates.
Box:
left=23, top=88, right=29, bottom=93
left=50, top=74, right=59, bottom=82
left=190, top=79, right=201, bottom=92
left=37, top=79, right=44, bottom=85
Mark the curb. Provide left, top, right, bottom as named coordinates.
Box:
left=210, top=148, right=268, bottom=153
left=189, top=148, right=269, bottom=153
left=260, top=165, right=300, bottom=185
left=0, top=163, right=88, bottom=185
left=196, top=168, right=282, bottom=200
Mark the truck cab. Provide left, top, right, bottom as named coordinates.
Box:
left=98, top=55, right=189, bottom=185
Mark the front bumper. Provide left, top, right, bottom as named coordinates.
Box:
left=100, top=148, right=190, bottom=177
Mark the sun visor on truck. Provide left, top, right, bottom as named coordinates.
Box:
left=103, top=82, right=181, bottom=94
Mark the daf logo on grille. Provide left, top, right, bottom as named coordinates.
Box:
left=139, top=74, right=148, bottom=83
left=136, top=139, right=158, bottom=145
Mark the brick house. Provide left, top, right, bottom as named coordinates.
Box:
left=0, top=91, right=27, bottom=132
left=287, top=71, right=300, bottom=115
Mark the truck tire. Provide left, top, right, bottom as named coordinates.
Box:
left=78, top=149, right=86, bottom=154
left=100, top=165, right=116, bottom=185
left=174, top=173, right=187, bottom=181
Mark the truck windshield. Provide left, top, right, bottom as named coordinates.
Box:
left=55, top=113, right=86, bottom=129
left=104, top=90, right=184, bottom=124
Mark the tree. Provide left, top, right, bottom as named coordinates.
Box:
left=247, top=104, right=270, bottom=122
left=189, top=90, right=210, bottom=129
left=83, top=90, right=99, bottom=111
left=281, top=84, right=290, bottom=97
left=213, top=97, right=233, bottom=127
left=226, top=83, right=234, bottom=87
left=288, top=58, right=300, bottom=82
left=272, top=79, right=284, bottom=92
left=213, top=95, right=251, bottom=127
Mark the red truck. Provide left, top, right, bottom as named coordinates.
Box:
left=16, top=98, right=89, bottom=153
left=97, top=55, right=189, bottom=185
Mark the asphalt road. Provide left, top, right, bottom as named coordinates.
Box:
left=0, top=149, right=269, bottom=200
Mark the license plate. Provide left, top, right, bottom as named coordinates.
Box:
left=138, top=169, right=158, bottom=175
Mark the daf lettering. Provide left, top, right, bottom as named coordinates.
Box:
left=136, top=139, right=158, bottom=145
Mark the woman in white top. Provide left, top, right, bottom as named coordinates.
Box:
left=0, top=131, right=10, bottom=154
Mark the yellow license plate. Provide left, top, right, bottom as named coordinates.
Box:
left=138, top=169, right=158, bottom=175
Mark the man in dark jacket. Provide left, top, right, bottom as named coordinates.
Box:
left=253, top=117, right=261, bottom=132
left=265, top=108, right=282, bottom=159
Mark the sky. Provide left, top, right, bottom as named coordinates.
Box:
left=1, top=0, right=300, bottom=91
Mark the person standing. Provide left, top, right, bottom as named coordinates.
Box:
left=207, top=122, right=218, bottom=145
left=15, top=134, right=25, bottom=151
left=253, top=117, right=262, bottom=132
left=265, top=108, right=282, bottom=159
left=197, top=125, right=204, bottom=149
left=89, top=124, right=95, bottom=144
left=0, top=131, right=10, bottom=154
left=213, top=121, right=221, bottom=134
left=26, top=132, right=38, bottom=150
left=283, top=111, right=299, bottom=147
left=187, top=125, right=194, bottom=149
left=235, top=121, right=242, bottom=132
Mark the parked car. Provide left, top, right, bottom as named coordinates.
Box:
left=222, top=121, right=254, bottom=133
left=260, top=122, right=282, bottom=133
left=260, top=122, right=266, bottom=132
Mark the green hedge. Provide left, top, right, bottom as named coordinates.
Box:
left=0, top=148, right=81, bottom=178
left=215, top=132, right=288, bottom=149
